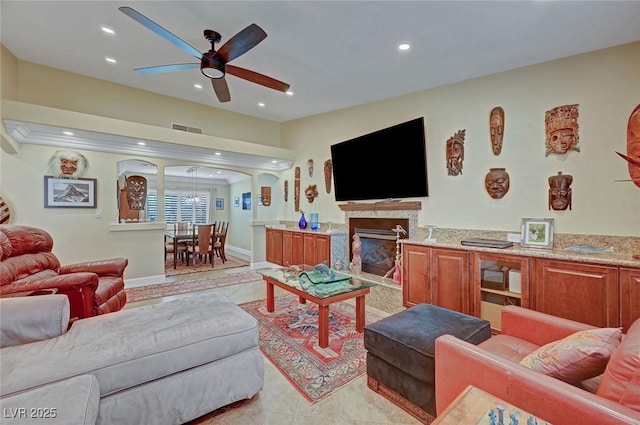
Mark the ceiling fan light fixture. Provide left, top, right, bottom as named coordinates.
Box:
left=201, top=56, right=225, bottom=79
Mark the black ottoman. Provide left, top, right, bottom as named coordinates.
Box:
left=364, top=304, right=491, bottom=423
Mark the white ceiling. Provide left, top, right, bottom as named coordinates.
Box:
left=2, top=1, right=639, bottom=124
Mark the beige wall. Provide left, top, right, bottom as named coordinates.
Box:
left=2, top=42, right=639, bottom=282
left=280, top=42, right=640, bottom=237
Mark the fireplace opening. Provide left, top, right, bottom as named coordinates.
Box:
left=349, top=218, right=409, bottom=277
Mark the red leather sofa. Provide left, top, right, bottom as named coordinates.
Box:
left=0, top=224, right=127, bottom=320
left=435, top=306, right=640, bottom=425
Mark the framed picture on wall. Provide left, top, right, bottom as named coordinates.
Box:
left=257, top=194, right=262, bottom=206
left=521, top=218, right=554, bottom=249
left=216, top=198, right=224, bottom=210
left=44, top=176, right=97, bottom=208
left=234, top=197, right=239, bottom=207
left=242, top=192, right=251, bottom=210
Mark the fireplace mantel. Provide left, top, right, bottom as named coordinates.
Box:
left=338, top=201, right=422, bottom=212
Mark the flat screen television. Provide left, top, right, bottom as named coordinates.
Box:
left=330, top=117, right=428, bottom=202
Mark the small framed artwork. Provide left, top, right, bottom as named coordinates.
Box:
left=216, top=198, right=224, bottom=210
left=44, top=176, right=97, bottom=208
left=234, top=197, right=239, bottom=207
left=257, top=194, right=263, bottom=206
left=242, top=192, right=251, bottom=210
left=521, top=218, right=554, bottom=249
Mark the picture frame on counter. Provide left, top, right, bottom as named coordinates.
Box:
left=521, top=218, right=554, bottom=249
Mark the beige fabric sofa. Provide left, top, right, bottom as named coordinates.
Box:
left=0, top=293, right=264, bottom=425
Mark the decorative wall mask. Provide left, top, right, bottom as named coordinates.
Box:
left=260, top=186, right=272, bottom=206
left=484, top=168, right=510, bottom=199
left=446, top=129, right=466, bottom=176
left=304, top=184, right=319, bottom=203
left=47, top=149, right=88, bottom=179
left=545, top=104, right=580, bottom=156
left=307, top=159, right=314, bottom=177
left=294, top=167, right=301, bottom=211
left=548, top=171, right=573, bottom=210
left=616, top=104, right=640, bottom=188
left=284, top=180, right=289, bottom=202
left=125, top=175, right=147, bottom=210
left=324, top=159, right=333, bottom=193
left=489, top=107, right=505, bottom=155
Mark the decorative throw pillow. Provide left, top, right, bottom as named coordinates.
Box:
left=519, top=327, right=622, bottom=384
left=596, top=320, right=640, bottom=412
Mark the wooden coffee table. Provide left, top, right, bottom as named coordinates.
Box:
left=258, top=266, right=376, bottom=348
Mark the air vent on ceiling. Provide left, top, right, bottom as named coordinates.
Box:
left=171, top=123, right=202, bottom=134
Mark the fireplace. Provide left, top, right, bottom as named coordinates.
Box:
left=349, top=218, right=409, bottom=276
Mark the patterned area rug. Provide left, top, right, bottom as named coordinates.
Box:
left=239, top=293, right=383, bottom=403
left=165, top=253, right=249, bottom=276
left=126, top=271, right=263, bottom=303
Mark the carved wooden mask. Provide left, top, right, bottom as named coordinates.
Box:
left=305, top=184, right=318, bottom=203
left=490, top=107, right=505, bottom=155
left=294, top=167, right=301, bottom=211
left=324, top=159, right=333, bottom=193
left=126, top=175, right=147, bottom=210
left=446, top=129, right=466, bottom=176
left=548, top=171, right=573, bottom=210
left=545, top=104, right=580, bottom=156
left=307, top=159, right=314, bottom=177
left=260, top=186, right=272, bottom=206
left=484, top=168, right=510, bottom=199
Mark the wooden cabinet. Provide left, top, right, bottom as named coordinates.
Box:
left=303, top=233, right=331, bottom=266
left=266, top=228, right=330, bottom=266
left=282, top=230, right=304, bottom=266
left=471, top=252, right=529, bottom=332
left=403, top=244, right=430, bottom=307
left=402, top=244, right=470, bottom=314
left=266, top=228, right=283, bottom=265
left=533, top=259, right=619, bottom=328
left=619, top=267, right=640, bottom=332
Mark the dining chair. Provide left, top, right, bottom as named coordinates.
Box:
left=186, top=223, right=215, bottom=267
left=165, top=222, right=189, bottom=263
left=213, top=222, right=229, bottom=263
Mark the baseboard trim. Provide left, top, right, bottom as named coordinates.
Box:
left=367, top=375, right=435, bottom=424
left=125, top=274, right=167, bottom=288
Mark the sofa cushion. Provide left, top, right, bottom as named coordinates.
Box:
left=0, top=295, right=70, bottom=348
left=0, top=375, right=99, bottom=425
left=519, top=327, right=622, bottom=384
left=597, top=319, right=640, bottom=412
left=478, top=334, right=540, bottom=363
left=0, top=292, right=259, bottom=398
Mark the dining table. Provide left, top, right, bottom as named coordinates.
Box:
left=164, top=225, right=223, bottom=269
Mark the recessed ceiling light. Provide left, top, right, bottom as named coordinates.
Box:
left=398, top=43, right=410, bottom=51
left=101, top=26, right=115, bottom=35
left=214, top=152, right=222, bottom=156
left=286, top=91, right=294, bottom=96
left=105, top=57, right=117, bottom=64
left=258, top=102, right=265, bottom=107
left=137, top=141, right=146, bottom=146
left=194, top=83, right=203, bottom=89
left=216, top=171, right=222, bottom=174
left=271, top=160, right=278, bottom=164
left=63, top=131, right=74, bottom=136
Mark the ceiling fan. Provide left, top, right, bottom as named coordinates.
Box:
left=119, top=6, right=290, bottom=103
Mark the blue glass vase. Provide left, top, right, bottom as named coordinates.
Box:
left=310, top=213, right=319, bottom=231
left=298, top=213, right=307, bottom=230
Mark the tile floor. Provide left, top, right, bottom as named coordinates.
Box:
left=125, top=265, right=421, bottom=425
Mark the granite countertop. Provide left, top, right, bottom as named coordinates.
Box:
left=401, top=238, right=640, bottom=268
left=264, top=224, right=346, bottom=236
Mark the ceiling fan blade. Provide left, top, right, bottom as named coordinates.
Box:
left=214, top=24, right=267, bottom=63
left=119, top=6, right=203, bottom=60
left=211, top=78, right=231, bottom=103
left=227, top=65, right=290, bottom=92
left=134, top=63, right=200, bottom=74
